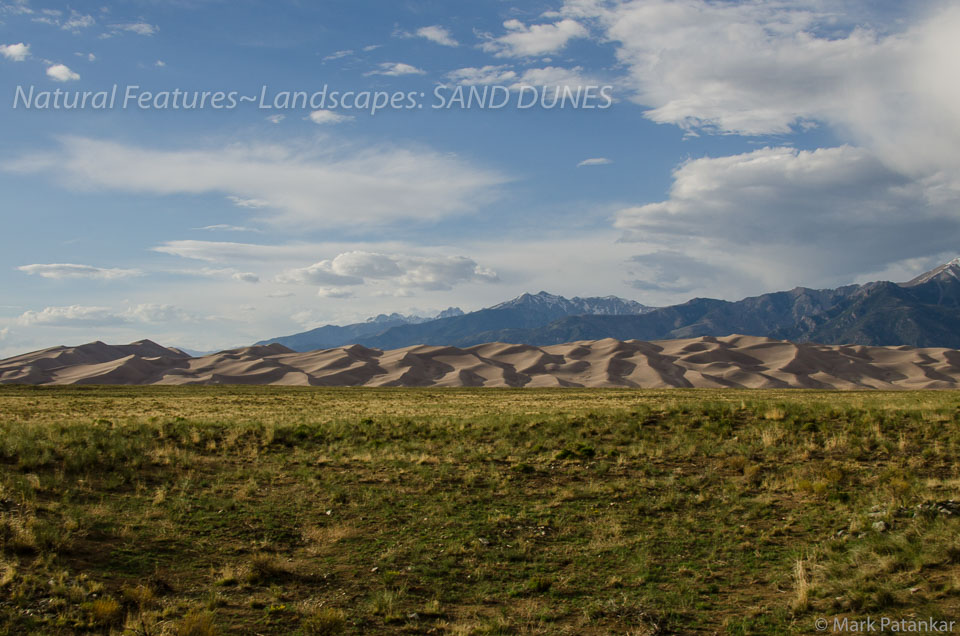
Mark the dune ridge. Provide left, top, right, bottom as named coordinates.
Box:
left=4, top=335, right=960, bottom=389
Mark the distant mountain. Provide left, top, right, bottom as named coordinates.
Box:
left=353, top=292, right=654, bottom=350
left=469, top=260, right=960, bottom=348
left=254, top=259, right=960, bottom=351
left=902, top=257, right=960, bottom=287
left=256, top=308, right=464, bottom=352
left=257, top=293, right=651, bottom=352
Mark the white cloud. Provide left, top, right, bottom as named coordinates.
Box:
left=266, top=114, right=285, bottom=124
left=277, top=251, right=498, bottom=292
left=17, top=263, right=142, bottom=280
left=447, top=65, right=518, bottom=85
left=329, top=251, right=403, bottom=278
left=232, top=272, right=260, bottom=284
left=17, top=303, right=196, bottom=327
left=170, top=266, right=261, bottom=285
left=196, top=223, right=261, bottom=232
left=368, top=62, right=425, bottom=76
left=513, top=65, right=595, bottom=88
left=152, top=240, right=321, bottom=263
left=322, top=49, right=353, bottom=62
left=267, top=291, right=294, bottom=298
left=561, top=1, right=960, bottom=193
left=447, top=64, right=600, bottom=91
left=2, top=1, right=33, bottom=16
left=225, top=196, right=271, bottom=209
left=561, top=0, right=888, bottom=135
left=395, top=255, right=498, bottom=291
left=481, top=18, right=587, bottom=57
left=577, top=157, right=611, bottom=167
left=275, top=262, right=364, bottom=286
left=19, top=305, right=124, bottom=327
left=317, top=287, right=353, bottom=299
left=112, top=22, right=157, bottom=35
left=415, top=25, right=458, bottom=47
left=615, top=145, right=960, bottom=292
left=0, top=327, right=9, bottom=341
left=62, top=11, right=93, bottom=30
left=46, top=64, right=79, bottom=81
left=308, top=110, right=353, bottom=125
left=154, top=59, right=165, bottom=67
left=6, top=137, right=506, bottom=228
left=291, top=310, right=324, bottom=328
left=123, top=303, right=191, bottom=323
left=0, top=42, right=29, bottom=61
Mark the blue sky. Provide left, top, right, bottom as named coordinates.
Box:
left=1, top=0, right=958, bottom=354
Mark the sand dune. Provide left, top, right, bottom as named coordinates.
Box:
left=4, top=335, right=960, bottom=388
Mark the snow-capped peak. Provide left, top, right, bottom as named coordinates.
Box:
left=902, top=258, right=960, bottom=287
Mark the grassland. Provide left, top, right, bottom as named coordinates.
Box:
left=0, top=386, right=959, bottom=634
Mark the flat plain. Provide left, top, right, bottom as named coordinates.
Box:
left=1, top=386, right=959, bottom=634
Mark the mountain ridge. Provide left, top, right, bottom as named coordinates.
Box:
left=258, top=293, right=652, bottom=352
left=251, top=259, right=960, bottom=350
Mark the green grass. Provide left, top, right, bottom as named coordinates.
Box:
left=0, top=386, right=959, bottom=633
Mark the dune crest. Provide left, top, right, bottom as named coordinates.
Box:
left=4, top=335, right=960, bottom=389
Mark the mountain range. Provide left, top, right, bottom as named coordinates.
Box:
left=258, top=259, right=960, bottom=350
left=258, top=293, right=652, bottom=351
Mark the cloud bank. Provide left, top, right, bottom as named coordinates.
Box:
left=5, top=137, right=506, bottom=228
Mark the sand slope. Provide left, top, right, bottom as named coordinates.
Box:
left=4, top=335, right=960, bottom=389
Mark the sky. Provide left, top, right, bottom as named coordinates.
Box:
left=1, top=0, right=959, bottom=355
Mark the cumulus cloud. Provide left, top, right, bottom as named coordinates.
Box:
left=560, top=1, right=960, bottom=190
left=308, top=110, right=353, bottom=125
left=265, top=114, right=285, bottom=124
left=561, top=0, right=892, bottom=135
left=577, top=157, right=611, bottom=167
left=46, top=64, right=79, bottom=81
left=615, top=145, right=960, bottom=291
left=0, top=42, right=29, bottom=61
left=368, top=62, right=425, bottom=76
left=5, top=137, right=506, bottom=228
left=277, top=251, right=499, bottom=292
left=17, top=263, right=142, bottom=280
left=415, top=25, right=458, bottom=47
left=275, top=262, right=364, bottom=286
left=481, top=18, right=587, bottom=57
